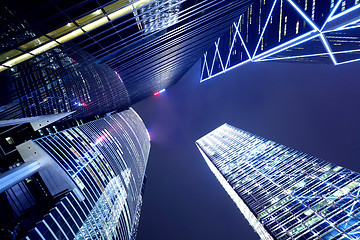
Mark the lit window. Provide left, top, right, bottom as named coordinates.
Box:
left=5, top=137, right=14, bottom=145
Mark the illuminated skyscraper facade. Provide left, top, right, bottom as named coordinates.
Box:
left=200, top=0, right=360, bottom=82
left=0, top=0, right=251, bottom=113
left=0, top=108, right=150, bottom=239
left=0, top=45, right=130, bottom=121
left=197, top=124, right=360, bottom=240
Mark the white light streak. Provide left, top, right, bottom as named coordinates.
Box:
left=286, top=0, right=320, bottom=31
left=233, top=19, right=252, bottom=60
left=200, top=59, right=251, bottom=83
left=335, top=57, right=360, bottom=65
left=253, top=31, right=319, bottom=61
left=196, top=143, right=274, bottom=240
left=319, top=33, right=337, bottom=64
left=253, top=0, right=278, bottom=59
left=200, top=52, right=208, bottom=80
left=257, top=52, right=329, bottom=62
left=321, top=0, right=343, bottom=31
left=328, top=2, right=360, bottom=22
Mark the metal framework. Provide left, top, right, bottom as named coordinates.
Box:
left=200, top=0, right=360, bottom=82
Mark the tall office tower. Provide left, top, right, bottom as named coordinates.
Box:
left=0, top=0, right=252, bottom=113
left=0, top=108, right=150, bottom=239
left=196, top=124, right=360, bottom=240
left=200, top=0, right=360, bottom=82
left=0, top=45, right=130, bottom=121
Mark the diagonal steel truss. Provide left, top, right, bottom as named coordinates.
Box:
left=201, top=0, right=360, bottom=82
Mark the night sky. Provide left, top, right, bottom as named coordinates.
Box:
left=133, top=60, right=360, bottom=239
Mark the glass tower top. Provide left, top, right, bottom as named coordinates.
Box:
left=197, top=124, right=360, bottom=240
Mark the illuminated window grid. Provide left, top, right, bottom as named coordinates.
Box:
left=38, top=135, right=123, bottom=238
left=200, top=0, right=360, bottom=83
left=197, top=124, right=360, bottom=239
left=0, top=0, right=155, bottom=72
left=0, top=46, right=132, bottom=121
left=0, top=0, right=189, bottom=74
left=37, top=136, right=112, bottom=239
left=27, top=111, right=148, bottom=239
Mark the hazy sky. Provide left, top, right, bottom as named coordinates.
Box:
left=133, top=60, right=360, bottom=240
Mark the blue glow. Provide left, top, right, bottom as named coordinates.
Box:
left=333, top=48, right=360, bottom=55
left=321, top=0, right=343, bottom=31
left=215, top=40, right=225, bottom=71
left=319, top=33, right=337, bottom=64
left=254, top=31, right=318, bottom=61
left=328, top=2, right=360, bottom=22
left=259, top=44, right=360, bottom=63
left=287, top=0, right=320, bottom=31
left=335, top=23, right=360, bottom=31
left=200, top=59, right=251, bottom=83
left=159, top=89, right=166, bottom=93
left=146, top=129, right=151, bottom=141
left=225, top=17, right=243, bottom=69
left=327, top=17, right=360, bottom=32
left=200, top=0, right=360, bottom=82
left=210, top=38, right=225, bottom=75
left=258, top=52, right=329, bottom=62
left=200, top=52, right=208, bottom=80
left=233, top=19, right=252, bottom=61
left=335, top=57, right=360, bottom=65
left=252, top=0, right=278, bottom=59
left=210, top=43, right=217, bottom=75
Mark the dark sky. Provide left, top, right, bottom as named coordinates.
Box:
left=133, top=60, right=360, bottom=240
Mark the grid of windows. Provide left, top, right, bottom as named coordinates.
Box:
left=197, top=123, right=360, bottom=240
left=0, top=0, right=252, bottom=107
left=24, top=108, right=150, bottom=240
left=133, top=0, right=181, bottom=33
left=0, top=45, right=130, bottom=120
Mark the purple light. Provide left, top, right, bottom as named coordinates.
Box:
left=95, top=134, right=107, bottom=144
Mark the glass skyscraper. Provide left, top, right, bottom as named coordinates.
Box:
left=0, top=45, right=130, bottom=121
left=200, top=0, right=360, bottom=82
left=0, top=108, right=150, bottom=239
left=197, top=124, right=360, bottom=240
left=0, top=0, right=252, bottom=110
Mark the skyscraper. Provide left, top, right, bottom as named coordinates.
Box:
left=200, top=0, right=360, bottom=82
left=0, top=45, right=130, bottom=121
left=0, top=108, right=150, bottom=239
left=197, top=123, right=360, bottom=240
left=0, top=0, right=252, bottom=117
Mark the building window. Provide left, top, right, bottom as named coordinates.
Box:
left=5, top=137, right=15, bottom=145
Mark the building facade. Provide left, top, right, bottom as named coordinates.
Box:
left=0, top=0, right=252, bottom=114
left=197, top=123, right=360, bottom=240
left=0, top=45, right=130, bottom=121
left=200, top=0, right=360, bottom=82
left=0, top=108, right=150, bottom=240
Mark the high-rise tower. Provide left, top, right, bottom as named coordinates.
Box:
left=200, top=0, right=360, bottom=82
left=0, top=0, right=252, bottom=117
left=197, top=123, right=360, bottom=240
left=0, top=108, right=150, bottom=239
